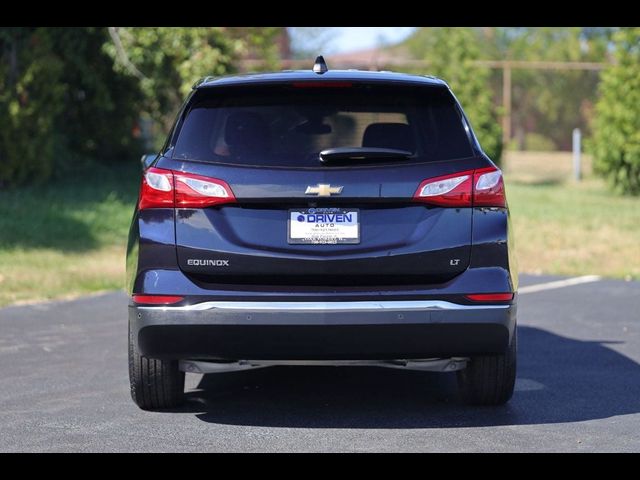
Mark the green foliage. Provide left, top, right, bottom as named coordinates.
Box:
left=403, top=28, right=614, bottom=152
left=103, top=27, right=283, bottom=148
left=494, top=28, right=606, bottom=151
left=0, top=28, right=64, bottom=185
left=1, top=27, right=284, bottom=186
left=406, top=28, right=503, bottom=164
left=591, top=28, right=640, bottom=195
left=51, top=28, right=143, bottom=171
left=0, top=27, right=144, bottom=186
left=229, top=27, right=284, bottom=67
left=104, top=27, right=240, bottom=133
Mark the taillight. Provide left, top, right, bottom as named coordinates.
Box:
left=473, top=167, right=506, bottom=207
left=174, top=172, right=236, bottom=208
left=465, top=293, right=514, bottom=302
left=139, top=167, right=174, bottom=210
left=132, top=295, right=184, bottom=305
left=413, top=166, right=505, bottom=208
left=413, top=170, right=473, bottom=207
left=138, top=168, right=236, bottom=210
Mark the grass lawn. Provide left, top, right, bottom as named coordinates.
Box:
left=504, top=151, right=640, bottom=280
left=0, top=164, right=139, bottom=306
left=0, top=152, right=638, bottom=306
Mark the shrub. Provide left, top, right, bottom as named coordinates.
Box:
left=591, top=28, right=640, bottom=195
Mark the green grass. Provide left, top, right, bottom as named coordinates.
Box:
left=504, top=151, right=640, bottom=280
left=507, top=178, right=640, bottom=280
left=0, top=152, right=638, bottom=307
left=0, top=163, right=140, bottom=306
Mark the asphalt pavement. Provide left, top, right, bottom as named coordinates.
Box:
left=1, top=274, right=639, bottom=452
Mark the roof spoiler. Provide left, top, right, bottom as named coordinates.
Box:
left=192, top=76, right=218, bottom=90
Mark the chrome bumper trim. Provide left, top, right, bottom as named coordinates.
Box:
left=138, top=300, right=510, bottom=312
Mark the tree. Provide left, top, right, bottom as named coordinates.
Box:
left=50, top=28, right=143, bottom=171
left=491, top=27, right=611, bottom=150
left=591, top=28, right=640, bottom=195
left=1, top=28, right=67, bottom=185
left=228, top=27, right=285, bottom=67
left=0, top=28, right=144, bottom=186
left=104, top=27, right=283, bottom=148
left=104, top=27, right=240, bottom=143
left=404, top=27, right=614, bottom=152
left=407, top=28, right=503, bottom=164
left=0, top=27, right=286, bottom=186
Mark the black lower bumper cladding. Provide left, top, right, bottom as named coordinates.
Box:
left=131, top=301, right=516, bottom=360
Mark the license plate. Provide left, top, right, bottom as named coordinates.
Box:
left=288, top=208, right=360, bottom=244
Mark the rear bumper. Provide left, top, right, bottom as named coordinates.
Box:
left=131, top=300, right=516, bottom=360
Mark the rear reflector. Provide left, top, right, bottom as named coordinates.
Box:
left=132, top=295, right=184, bottom=305
left=465, top=293, right=514, bottom=302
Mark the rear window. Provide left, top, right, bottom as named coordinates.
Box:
left=172, top=84, right=474, bottom=168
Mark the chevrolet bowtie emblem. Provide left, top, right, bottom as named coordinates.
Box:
left=305, top=184, right=344, bottom=196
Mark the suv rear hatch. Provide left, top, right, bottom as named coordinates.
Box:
left=160, top=82, right=486, bottom=286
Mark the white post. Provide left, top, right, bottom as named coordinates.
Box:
left=573, top=128, right=582, bottom=181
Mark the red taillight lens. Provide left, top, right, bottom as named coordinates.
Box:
left=413, top=167, right=506, bottom=208
left=174, top=172, right=236, bottom=208
left=138, top=167, right=174, bottom=210
left=132, top=295, right=184, bottom=305
left=138, top=168, right=236, bottom=210
left=465, top=293, right=514, bottom=302
left=413, top=170, right=474, bottom=207
left=473, top=167, right=506, bottom=207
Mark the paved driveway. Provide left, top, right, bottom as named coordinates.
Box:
left=1, top=274, right=639, bottom=452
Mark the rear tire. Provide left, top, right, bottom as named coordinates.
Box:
left=457, top=330, right=517, bottom=405
left=129, top=322, right=185, bottom=410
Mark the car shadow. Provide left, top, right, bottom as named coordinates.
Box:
left=174, top=326, right=640, bottom=428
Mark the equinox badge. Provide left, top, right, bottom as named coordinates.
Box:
left=305, top=184, right=343, bottom=196
left=187, top=259, right=229, bottom=266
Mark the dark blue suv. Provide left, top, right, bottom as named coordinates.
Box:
left=127, top=60, right=518, bottom=410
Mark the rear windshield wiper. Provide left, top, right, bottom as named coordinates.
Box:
left=319, top=147, right=413, bottom=164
